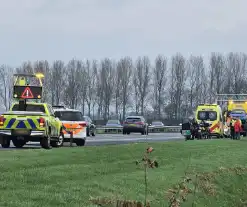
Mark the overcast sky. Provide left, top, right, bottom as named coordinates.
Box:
left=0, top=0, right=247, bottom=67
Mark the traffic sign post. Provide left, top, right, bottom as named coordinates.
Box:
left=13, top=73, right=44, bottom=101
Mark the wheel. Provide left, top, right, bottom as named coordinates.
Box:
left=12, top=137, right=26, bottom=148
left=123, top=130, right=126, bottom=135
left=127, top=132, right=130, bottom=135
left=51, top=132, right=64, bottom=148
left=141, top=130, right=145, bottom=135
left=75, top=139, right=85, bottom=146
left=40, top=131, right=52, bottom=149
left=1, top=136, right=10, bottom=148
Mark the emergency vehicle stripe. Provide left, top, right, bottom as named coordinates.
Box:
left=16, top=121, right=26, bottom=129
left=33, top=119, right=40, bottom=127
left=6, top=118, right=16, bottom=128
left=27, top=119, right=36, bottom=128
left=12, top=120, right=19, bottom=128
left=210, top=123, right=219, bottom=132
left=24, top=120, right=31, bottom=129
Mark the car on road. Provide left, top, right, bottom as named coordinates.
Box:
left=106, top=119, right=122, bottom=127
left=0, top=102, right=63, bottom=149
left=151, top=121, right=164, bottom=127
left=53, top=108, right=87, bottom=146
left=123, top=116, right=148, bottom=135
left=83, top=115, right=96, bottom=137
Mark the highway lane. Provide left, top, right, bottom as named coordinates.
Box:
left=0, top=133, right=184, bottom=150
left=86, top=133, right=183, bottom=146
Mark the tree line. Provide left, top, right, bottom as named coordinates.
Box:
left=0, top=52, right=247, bottom=121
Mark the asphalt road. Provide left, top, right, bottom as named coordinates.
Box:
left=0, top=133, right=184, bottom=150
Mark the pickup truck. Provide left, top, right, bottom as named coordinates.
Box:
left=0, top=102, right=64, bottom=149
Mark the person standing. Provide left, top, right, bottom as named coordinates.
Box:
left=230, top=117, right=235, bottom=139
left=234, top=117, right=241, bottom=140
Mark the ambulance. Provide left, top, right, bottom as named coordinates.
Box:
left=195, top=104, right=224, bottom=138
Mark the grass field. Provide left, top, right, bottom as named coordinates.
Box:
left=1, top=140, right=247, bottom=207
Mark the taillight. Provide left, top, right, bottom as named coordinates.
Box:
left=39, top=117, right=45, bottom=127
left=0, top=116, right=5, bottom=126
left=79, top=123, right=87, bottom=127
left=136, top=122, right=144, bottom=125
left=123, top=121, right=128, bottom=124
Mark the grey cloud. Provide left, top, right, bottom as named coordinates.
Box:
left=0, top=0, right=247, bottom=65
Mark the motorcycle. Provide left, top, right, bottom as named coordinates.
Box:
left=191, top=124, right=201, bottom=139
left=181, top=122, right=193, bottom=140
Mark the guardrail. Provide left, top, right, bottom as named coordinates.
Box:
left=95, top=125, right=181, bottom=134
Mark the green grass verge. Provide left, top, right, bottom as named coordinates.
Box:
left=1, top=139, right=247, bottom=207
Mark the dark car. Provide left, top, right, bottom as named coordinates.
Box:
left=123, top=116, right=148, bottom=135
left=83, top=116, right=96, bottom=136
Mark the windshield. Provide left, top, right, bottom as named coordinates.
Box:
left=126, top=117, right=142, bottom=122
left=12, top=104, right=45, bottom=113
left=231, top=109, right=246, bottom=114
left=54, top=111, right=85, bottom=121
left=107, top=120, right=120, bottom=124
left=197, top=111, right=217, bottom=121
left=15, top=76, right=42, bottom=86
left=230, top=110, right=246, bottom=117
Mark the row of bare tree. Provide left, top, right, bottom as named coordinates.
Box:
left=0, top=52, right=247, bottom=120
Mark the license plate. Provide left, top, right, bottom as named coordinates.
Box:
left=129, top=124, right=136, bottom=126
left=12, top=129, right=30, bottom=136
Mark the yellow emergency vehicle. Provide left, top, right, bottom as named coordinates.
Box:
left=228, top=100, right=247, bottom=112
left=195, top=104, right=224, bottom=138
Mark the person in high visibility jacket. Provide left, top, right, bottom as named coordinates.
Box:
left=234, top=118, right=242, bottom=140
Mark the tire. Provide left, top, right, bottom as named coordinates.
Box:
left=127, top=132, right=130, bottom=135
left=1, top=137, right=10, bottom=148
left=75, top=139, right=85, bottom=146
left=51, top=132, right=64, bottom=148
left=123, top=130, right=126, bottom=135
left=40, top=130, right=52, bottom=149
left=12, top=137, right=26, bottom=148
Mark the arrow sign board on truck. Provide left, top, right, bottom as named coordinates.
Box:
left=13, top=86, right=42, bottom=99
